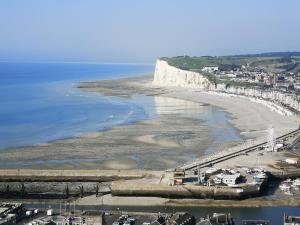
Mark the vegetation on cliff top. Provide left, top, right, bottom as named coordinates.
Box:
left=161, top=52, right=300, bottom=72
left=160, top=52, right=300, bottom=88
left=161, top=56, right=246, bottom=71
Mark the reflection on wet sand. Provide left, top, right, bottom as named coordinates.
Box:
left=154, top=96, right=206, bottom=115
left=0, top=79, right=243, bottom=170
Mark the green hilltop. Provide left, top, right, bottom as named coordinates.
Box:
left=160, top=52, right=300, bottom=88
left=161, top=52, right=300, bottom=73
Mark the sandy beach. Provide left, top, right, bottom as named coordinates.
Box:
left=0, top=75, right=298, bottom=170
left=80, top=75, right=299, bottom=139
left=164, top=90, right=299, bottom=139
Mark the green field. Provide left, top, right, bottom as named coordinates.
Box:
left=161, top=52, right=300, bottom=88
left=161, top=56, right=248, bottom=71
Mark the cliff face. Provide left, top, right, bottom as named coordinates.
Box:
left=153, top=59, right=213, bottom=89
left=152, top=59, right=299, bottom=114
left=221, top=87, right=300, bottom=113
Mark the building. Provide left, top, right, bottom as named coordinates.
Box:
left=197, top=213, right=234, bottom=225
left=0, top=203, right=24, bottom=225
left=284, top=214, right=300, bottom=225
left=151, top=216, right=166, bottom=225
left=29, top=216, right=56, bottom=225
left=202, top=66, right=219, bottom=73
left=214, top=173, right=241, bottom=186
left=285, top=158, right=300, bottom=165
left=168, top=212, right=196, bottom=225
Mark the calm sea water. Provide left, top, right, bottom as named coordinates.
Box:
left=0, top=62, right=243, bottom=157
left=0, top=62, right=154, bottom=149
left=1, top=63, right=297, bottom=221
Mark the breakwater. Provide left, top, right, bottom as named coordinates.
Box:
left=0, top=182, right=109, bottom=198
left=0, top=169, right=160, bottom=198
left=0, top=169, right=160, bottom=182
left=111, top=182, right=264, bottom=200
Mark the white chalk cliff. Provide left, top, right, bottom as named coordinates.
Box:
left=152, top=59, right=299, bottom=114
left=153, top=59, right=213, bottom=89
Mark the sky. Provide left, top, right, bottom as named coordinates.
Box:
left=0, top=0, right=299, bottom=63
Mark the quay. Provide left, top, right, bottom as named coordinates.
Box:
left=1, top=202, right=300, bottom=225
left=0, top=129, right=300, bottom=200
left=0, top=170, right=161, bottom=198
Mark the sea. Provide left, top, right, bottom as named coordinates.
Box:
left=1, top=62, right=298, bottom=221
left=0, top=62, right=242, bottom=150
left=0, top=62, right=154, bottom=149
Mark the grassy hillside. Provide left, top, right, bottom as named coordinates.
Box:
left=161, top=52, right=300, bottom=74
left=160, top=52, right=300, bottom=88
left=161, top=56, right=247, bottom=71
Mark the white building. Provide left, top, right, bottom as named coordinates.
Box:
left=214, top=173, right=240, bottom=186
left=201, top=66, right=219, bottom=73
left=284, top=214, right=300, bottom=225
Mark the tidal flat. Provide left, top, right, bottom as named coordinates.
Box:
left=0, top=76, right=243, bottom=170
left=0, top=75, right=297, bottom=170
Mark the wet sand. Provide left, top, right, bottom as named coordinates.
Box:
left=0, top=75, right=298, bottom=170
left=0, top=80, right=221, bottom=170
left=76, top=194, right=300, bottom=208
left=7, top=194, right=300, bottom=207
left=0, top=114, right=214, bottom=170
left=165, top=91, right=299, bottom=139
left=79, top=75, right=299, bottom=139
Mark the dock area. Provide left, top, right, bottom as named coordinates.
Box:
left=179, top=128, right=300, bottom=171
left=0, top=129, right=300, bottom=201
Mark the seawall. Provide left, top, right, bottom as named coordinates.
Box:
left=0, top=169, right=161, bottom=182
left=111, top=182, right=262, bottom=200
left=0, top=169, right=161, bottom=198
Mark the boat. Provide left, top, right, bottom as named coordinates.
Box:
left=255, top=172, right=267, bottom=179
left=284, top=190, right=293, bottom=196
left=292, top=178, right=300, bottom=188
left=279, top=182, right=291, bottom=191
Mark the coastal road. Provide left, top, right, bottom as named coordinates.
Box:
left=179, top=128, right=300, bottom=171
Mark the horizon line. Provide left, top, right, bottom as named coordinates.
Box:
left=0, top=59, right=155, bottom=66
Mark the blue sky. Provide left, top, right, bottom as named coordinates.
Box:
left=0, top=0, right=299, bottom=63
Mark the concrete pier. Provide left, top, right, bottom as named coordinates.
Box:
left=111, top=182, right=263, bottom=200
left=0, top=169, right=161, bottom=182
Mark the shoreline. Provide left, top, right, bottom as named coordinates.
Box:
left=0, top=75, right=298, bottom=170
left=162, top=89, right=299, bottom=139
left=0, top=76, right=244, bottom=170
left=0, top=74, right=299, bottom=207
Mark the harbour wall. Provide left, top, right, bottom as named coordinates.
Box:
left=111, top=182, right=263, bottom=200
left=270, top=169, right=300, bottom=179
left=0, top=182, right=110, bottom=198
left=0, top=169, right=160, bottom=182
left=0, top=169, right=160, bottom=198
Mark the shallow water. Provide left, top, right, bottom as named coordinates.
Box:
left=0, top=62, right=243, bottom=169
left=0, top=62, right=154, bottom=149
